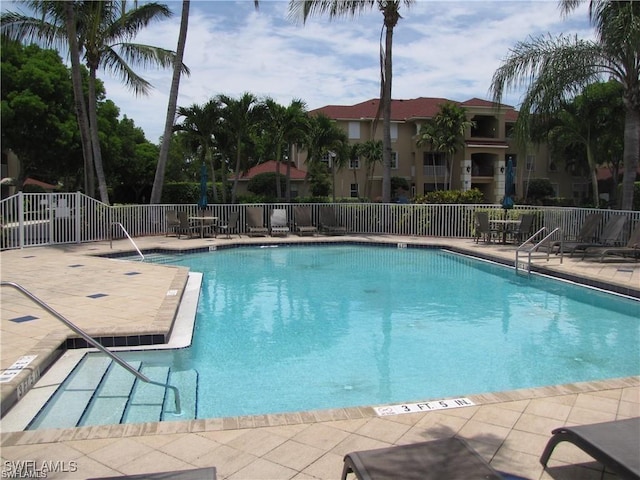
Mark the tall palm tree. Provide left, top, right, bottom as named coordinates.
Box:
left=2, top=1, right=184, bottom=204
left=175, top=100, right=222, bottom=202
left=417, top=102, right=474, bottom=190
left=151, top=0, right=190, bottom=204
left=490, top=0, right=640, bottom=210
left=288, top=0, right=415, bottom=203
left=2, top=1, right=94, bottom=195
left=218, top=93, right=266, bottom=203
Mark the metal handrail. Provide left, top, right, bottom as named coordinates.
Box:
left=110, top=222, right=144, bottom=261
left=515, top=227, right=562, bottom=275
left=0, top=281, right=181, bottom=414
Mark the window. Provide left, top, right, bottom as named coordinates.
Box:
left=526, top=155, right=535, bottom=172
left=548, top=157, right=558, bottom=172
left=572, top=182, right=589, bottom=201
left=350, top=158, right=360, bottom=169
left=348, top=122, right=360, bottom=140
left=350, top=183, right=359, bottom=198
left=390, top=123, right=398, bottom=141
left=391, top=151, right=398, bottom=169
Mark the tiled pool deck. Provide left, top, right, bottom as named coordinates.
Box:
left=1, top=234, right=638, bottom=479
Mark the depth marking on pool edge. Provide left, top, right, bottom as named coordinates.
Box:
left=374, top=397, right=475, bottom=416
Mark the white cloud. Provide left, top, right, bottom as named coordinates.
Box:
left=30, top=0, right=592, bottom=142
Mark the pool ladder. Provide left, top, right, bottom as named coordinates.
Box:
left=110, top=222, right=144, bottom=261
left=0, top=281, right=181, bottom=414
left=515, top=227, right=562, bottom=275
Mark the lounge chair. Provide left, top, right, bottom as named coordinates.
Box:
left=319, top=206, right=346, bottom=235
left=473, top=211, right=498, bottom=244
left=165, top=210, right=180, bottom=237
left=507, top=213, right=535, bottom=244
left=246, top=206, right=268, bottom=237
left=216, top=211, right=239, bottom=239
left=341, top=437, right=504, bottom=480
left=176, top=211, right=197, bottom=239
left=551, top=212, right=603, bottom=253
left=269, top=208, right=290, bottom=236
left=564, top=215, right=627, bottom=258
left=540, top=417, right=640, bottom=480
left=293, top=205, right=318, bottom=236
left=586, top=222, right=640, bottom=262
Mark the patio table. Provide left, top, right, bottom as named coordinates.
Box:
left=189, top=216, right=218, bottom=238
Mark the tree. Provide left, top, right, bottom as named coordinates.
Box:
left=417, top=102, right=474, bottom=191
left=2, top=1, right=185, bottom=204
left=490, top=0, right=640, bottom=210
left=263, top=98, right=309, bottom=201
left=1, top=42, right=80, bottom=187
left=151, top=0, right=190, bottom=204
left=357, top=139, right=383, bottom=200
left=288, top=0, right=415, bottom=203
left=174, top=100, right=223, bottom=203
left=303, top=114, right=348, bottom=200
left=217, top=93, right=265, bottom=203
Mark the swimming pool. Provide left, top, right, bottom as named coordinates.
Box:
left=29, top=244, right=640, bottom=427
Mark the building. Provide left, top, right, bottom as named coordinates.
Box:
left=309, top=97, right=583, bottom=203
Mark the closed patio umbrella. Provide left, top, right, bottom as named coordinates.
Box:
left=502, top=157, right=515, bottom=218
left=198, top=162, right=208, bottom=211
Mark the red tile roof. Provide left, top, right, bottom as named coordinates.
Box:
left=234, top=160, right=307, bottom=180
left=312, top=97, right=518, bottom=122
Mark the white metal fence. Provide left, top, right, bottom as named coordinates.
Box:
left=1, top=192, right=639, bottom=250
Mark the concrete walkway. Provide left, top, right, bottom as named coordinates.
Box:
left=1, top=234, right=638, bottom=479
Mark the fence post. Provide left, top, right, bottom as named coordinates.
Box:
left=17, top=191, right=24, bottom=249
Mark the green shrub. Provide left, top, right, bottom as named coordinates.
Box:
left=414, top=188, right=484, bottom=204
left=247, top=172, right=286, bottom=198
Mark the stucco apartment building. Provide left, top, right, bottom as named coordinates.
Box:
left=306, top=97, right=584, bottom=203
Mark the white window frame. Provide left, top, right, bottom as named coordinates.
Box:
left=391, top=151, right=398, bottom=170
left=349, top=158, right=360, bottom=169
left=390, top=123, right=398, bottom=141
left=350, top=183, right=359, bottom=198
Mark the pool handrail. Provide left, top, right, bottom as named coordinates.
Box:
left=110, top=222, right=144, bottom=261
left=0, top=281, right=181, bottom=416
left=515, top=227, right=562, bottom=275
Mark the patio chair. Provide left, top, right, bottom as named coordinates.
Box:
left=586, top=222, right=640, bottom=262
left=319, top=206, right=346, bottom=235
left=507, top=213, right=535, bottom=244
left=551, top=212, right=603, bottom=253
left=216, top=211, right=239, bottom=239
left=89, top=466, right=217, bottom=480
left=165, top=210, right=180, bottom=237
left=473, top=211, right=498, bottom=244
left=293, top=205, right=318, bottom=236
left=341, top=437, right=504, bottom=480
left=176, top=211, right=197, bottom=239
left=269, top=208, right=290, bottom=237
left=564, top=214, right=627, bottom=258
left=540, top=417, right=640, bottom=480
left=246, top=206, right=268, bottom=237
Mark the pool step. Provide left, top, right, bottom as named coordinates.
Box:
left=27, top=356, right=198, bottom=430
left=116, top=253, right=183, bottom=265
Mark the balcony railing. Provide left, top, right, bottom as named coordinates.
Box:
left=1, top=192, right=638, bottom=250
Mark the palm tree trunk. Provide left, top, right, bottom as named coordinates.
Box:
left=64, top=1, right=95, bottom=197
left=88, top=69, right=109, bottom=204
left=620, top=106, right=639, bottom=210
left=285, top=144, right=292, bottom=202
left=151, top=0, right=189, bottom=204
left=231, top=141, right=242, bottom=204
left=381, top=24, right=393, bottom=203
left=275, top=143, right=282, bottom=199
left=206, top=148, right=218, bottom=202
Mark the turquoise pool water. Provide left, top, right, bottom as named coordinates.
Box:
left=30, top=245, right=640, bottom=426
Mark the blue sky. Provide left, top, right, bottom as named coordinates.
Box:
left=4, top=1, right=593, bottom=142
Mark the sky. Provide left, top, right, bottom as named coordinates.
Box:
left=5, top=0, right=594, bottom=143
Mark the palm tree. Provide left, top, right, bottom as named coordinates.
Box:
left=2, top=1, right=184, bottom=204
left=288, top=0, right=415, bottom=203
left=174, top=100, right=222, bottom=202
left=263, top=98, right=309, bottom=200
left=490, top=0, right=640, bottom=210
left=151, top=0, right=190, bottom=204
left=357, top=139, right=383, bottom=200
left=303, top=114, right=349, bottom=200
left=218, top=93, right=266, bottom=203
left=3, top=1, right=94, bottom=195
left=417, top=101, right=474, bottom=191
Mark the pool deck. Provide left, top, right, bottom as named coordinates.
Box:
left=1, top=233, right=638, bottom=479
